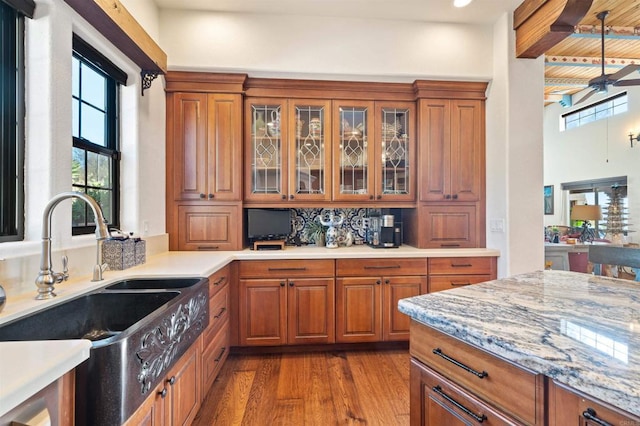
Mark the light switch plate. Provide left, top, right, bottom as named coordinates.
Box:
left=490, top=219, right=505, bottom=233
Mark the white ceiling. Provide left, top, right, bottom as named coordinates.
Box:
left=152, top=0, right=522, bottom=25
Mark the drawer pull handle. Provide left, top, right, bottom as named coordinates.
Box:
left=432, top=348, right=488, bottom=379
left=213, top=276, right=227, bottom=286
left=198, top=246, right=219, bottom=250
left=214, top=307, right=227, bottom=319
left=268, top=267, right=307, bottom=271
left=451, top=281, right=471, bottom=286
left=441, top=244, right=460, bottom=247
left=582, top=408, right=613, bottom=426
left=364, top=265, right=401, bottom=270
left=451, top=263, right=472, bottom=267
left=432, top=386, right=487, bottom=423
left=214, top=347, right=227, bottom=363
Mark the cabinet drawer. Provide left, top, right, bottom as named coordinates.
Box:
left=202, top=322, right=230, bottom=393
left=429, top=257, right=495, bottom=275
left=410, top=321, right=542, bottom=425
left=203, top=284, right=229, bottom=343
left=429, top=275, right=491, bottom=293
left=209, top=265, right=230, bottom=298
left=239, top=259, right=334, bottom=278
left=411, top=359, right=521, bottom=426
left=336, top=258, right=427, bottom=277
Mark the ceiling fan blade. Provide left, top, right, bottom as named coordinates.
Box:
left=609, top=64, right=640, bottom=81
left=613, top=78, right=640, bottom=87
left=574, top=88, right=598, bottom=105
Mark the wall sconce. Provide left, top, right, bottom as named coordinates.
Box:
left=628, top=132, right=639, bottom=147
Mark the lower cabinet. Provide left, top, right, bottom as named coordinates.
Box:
left=549, top=380, right=640, bottom=426
left=410, top=359, right=521, bottom=425
left=428, top=256, right=497, bottom=293
left=409, top=320, right=544, bottom=425
left=403, top=204, right=485, bottom=249
left=238, top=260, right=335, bottom=346
left=336, top=258, right=427, bottom=343
left=125, top=342, right=201, bottom=426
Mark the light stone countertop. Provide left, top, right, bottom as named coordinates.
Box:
left=398, top=269, right=640, bottom=417
left=0, top=245, right=499, bottom=417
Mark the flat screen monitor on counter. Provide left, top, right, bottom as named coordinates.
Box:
left=246, top=208, right=291, bottom=242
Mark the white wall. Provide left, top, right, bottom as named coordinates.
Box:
left=0, top=0, right=167, bottom=296
left=159, top=10, right=494, bottom=81
left=120, top=0, right=161, bottom=43
left=543, top=87, right=640, bottom=241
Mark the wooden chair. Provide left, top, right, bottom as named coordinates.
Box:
left=588, top=245, right=640, bottom=280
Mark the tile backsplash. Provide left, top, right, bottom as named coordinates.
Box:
left=288, top=208, right=401, bottom=245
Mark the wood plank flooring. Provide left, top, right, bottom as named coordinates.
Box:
left=193, top=349, right=410, bottom=426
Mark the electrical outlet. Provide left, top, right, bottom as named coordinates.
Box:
left=142, top=220, right=149, bottom=236
left=490, top=219, right=505, bottom=233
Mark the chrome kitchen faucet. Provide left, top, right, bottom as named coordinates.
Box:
left=35, top=192, right=110, bottom=300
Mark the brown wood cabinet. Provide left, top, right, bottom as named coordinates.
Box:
left=549, top=380, right=640, bottom=426
left=419, top=99, right=484, bottom=203
left=244, top=98, right=333, bottom=204
left=428, top=256, right=497, bottom=292
left=410, top=320, right=545, bottom=426
left=176, top=204, right=241, bottom=251
left=201, top=265, right=231, bottom=395
left=166, top=73, right=244, bottom=251
left=336, top=258, right=427, bottom=343
left=238, top=260, right=335, bottom=346
left=125, top=343, right=201, bottom=426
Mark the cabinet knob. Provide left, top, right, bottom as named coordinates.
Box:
left=281, top=195, right=287, bottom=200
left=199, top=193, right=206, bottom=199
left=377, top=195, right=382, bottom=200
left=289, top=282, right=294, bottom=287
left=445, top=194, right=451, bottom=199
left=159, top=388, right=167, bottom=398
left=289, top=195, right=294, bottom=200
left=280, top=282, right=285, bottom=287
left=385, top=279, right=390, bottom=284
left=168, top=376, right=176, bottom=386
left=376, top=280, right=381, bottom=285
left=369, top=195, right=374, bottom=200
left=452, top=194, right=458, bottom=199
left=208, top=193, right=214, bottom=199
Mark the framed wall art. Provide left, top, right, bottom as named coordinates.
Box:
left=544, top=185, right=554, bottom=215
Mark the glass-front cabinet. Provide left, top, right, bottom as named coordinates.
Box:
left=376, top=102, right=414, bottom=202
left=333, top=100, right=415, bottom=202
left=333, top=101, right=375, bottom=201
left=245, top=98, right=331, bottom=202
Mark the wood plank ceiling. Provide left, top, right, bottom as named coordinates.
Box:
left=545, top=0, right=640, bottom=106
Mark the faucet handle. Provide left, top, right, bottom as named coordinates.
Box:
left=61, top=255, right=69, bottom=281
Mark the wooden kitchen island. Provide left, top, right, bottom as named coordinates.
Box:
left=398, top=270, right=640, bottom=425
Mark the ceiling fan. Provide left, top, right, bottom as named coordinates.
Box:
left=575, top=10, right=640, bottom=105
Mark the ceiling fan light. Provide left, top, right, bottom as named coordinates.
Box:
left=453, top=0, right=473, bottom=8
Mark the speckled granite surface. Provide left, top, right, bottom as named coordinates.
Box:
left=398, top=270, right=640, bottom=417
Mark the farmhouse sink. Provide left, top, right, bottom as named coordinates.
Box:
left=0, top=291, right=179, bottom=343
left=105, top=276, right=202, bottom=290
left=0, top=277, right=209, bottom=424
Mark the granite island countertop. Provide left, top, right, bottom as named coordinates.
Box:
left=398, top=269, right=640, bottom=417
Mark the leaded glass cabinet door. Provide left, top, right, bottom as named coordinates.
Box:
left=333, top=101, right=375, bottom=201
left=288, top=99, right=332, bottom=201
left=244, top=98, right=288, bottom=202
left=375, top=102, right=415, bottom=202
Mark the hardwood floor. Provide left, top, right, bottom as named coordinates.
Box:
left=193, top=349, right=410, bottom=425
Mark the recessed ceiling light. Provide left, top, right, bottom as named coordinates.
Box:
left=453, top=0, right=473, bottom=7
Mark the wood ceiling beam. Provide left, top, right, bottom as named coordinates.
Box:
left=546, top=55, right=640, bottom=68
left=514, top=0, right=593, bottom=59
left=63, top=0, right=167, bottom=74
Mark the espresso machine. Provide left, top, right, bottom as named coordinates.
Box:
left=367, top=214, right=401, bottom=248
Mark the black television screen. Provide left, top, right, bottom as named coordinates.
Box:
left=246, top=209, right=291, bottom=241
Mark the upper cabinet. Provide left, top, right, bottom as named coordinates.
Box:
left=419, top=98, right=483, bottom=202
left=244, top=98, right=332, bottom=203
left=171, top=92, right=243, bottom=202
